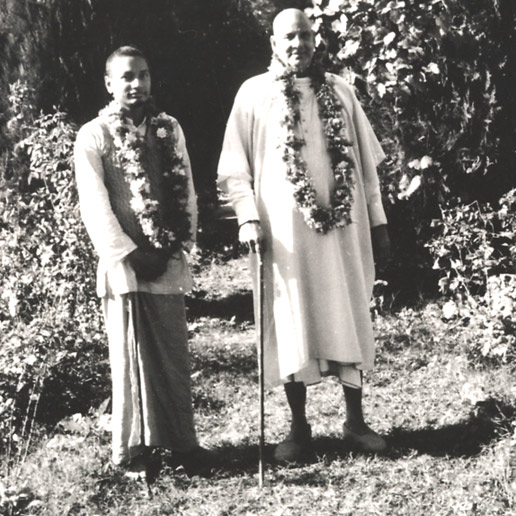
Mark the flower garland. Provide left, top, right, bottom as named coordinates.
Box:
left=99, top=100, right=192, bottom=253
left=270, top=57, right=356, bottom=234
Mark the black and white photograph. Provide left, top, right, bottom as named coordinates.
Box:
left=0, top=0, right=515, bottom=514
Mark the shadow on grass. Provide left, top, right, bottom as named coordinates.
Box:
left=161, top=397, right=516, bottom=484
left=386, top=397, right=516, bottom=458
left=134, top=397, right=516, bottom=486
left=192, top=392, right=227, bottom=411
left=186, top=291, right=254, bottom=323
left=155, top=442, right=274, bottom=482
left=210, top=442, right=275, bottom=478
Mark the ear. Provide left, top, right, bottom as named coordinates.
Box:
left=104, top=74, right=113, bottom=95
left=270, top=34, right=276, bottom=54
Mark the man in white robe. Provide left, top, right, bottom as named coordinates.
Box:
left=74, top=46, right=211, bottom=477
left=217, top=9, right=391, bottom=462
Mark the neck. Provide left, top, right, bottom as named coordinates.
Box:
left=127, top=106, right=145, bottom=127
left=269, top=55, right=323, bottom=82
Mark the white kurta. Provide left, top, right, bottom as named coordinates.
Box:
left=74, top=114, right=199, bottom=464
left=218, top=72, right=387, bottom=389
left=74, top=115, right=197, bottom=297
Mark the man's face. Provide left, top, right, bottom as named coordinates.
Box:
left=271, top=12, right=315, bottom=74
left=105, top=55, right=151, bottom=111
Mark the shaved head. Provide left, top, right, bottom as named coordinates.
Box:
left=270, top=8, right=315, bottom=75
left=272, top=8, right=312, bottom=36
left=105, top=45, right=147, bottom=78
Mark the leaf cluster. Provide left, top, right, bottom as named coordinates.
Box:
left=427, top=195, right=515, bottom=299
left=315, top=0, right=515, bottom=197
left=311, top=0, right=516, bottom=295
left=0, top=84, right=108, bottom=465
left=426, top=190, right=516, bottom=362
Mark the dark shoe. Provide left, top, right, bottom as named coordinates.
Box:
left=175, top=446, right=217, bottom=477
left=273, top=422, right=312, bottom=463
left=342, top=423, right=387, bottom=452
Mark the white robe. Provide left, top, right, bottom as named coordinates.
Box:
left=218, top=72, right=387, bottom=389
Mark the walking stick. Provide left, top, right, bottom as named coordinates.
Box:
left=256, top=246, right=265, bottom=488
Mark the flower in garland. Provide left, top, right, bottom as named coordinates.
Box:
left=269, top=56, right=356, bottom=234
left=156, top=127, right=168, bottom=139
left=99, top=100, right=193, bottom=253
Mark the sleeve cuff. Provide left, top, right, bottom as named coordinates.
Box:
left=233, top=197, right=260, bottom=227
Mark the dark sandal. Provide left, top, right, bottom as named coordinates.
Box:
left=273, top=422, right=312, bottom=463
left=342, top=423, right=387, bottom=452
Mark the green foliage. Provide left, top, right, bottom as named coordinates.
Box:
left=0, top=85, right=108, bottom=465
left=476, top=273, right=516, bottom=363
left=428, top=203, right=495, bottom=299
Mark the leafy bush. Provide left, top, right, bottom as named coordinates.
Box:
left=477, top=273, right=516, bottom=362
left=310, top=0, right=516, bottom=296
left=313, top=0, right=515, bottom=202
left=427, top=202, right=498, bottom=300
left=427, top=190, right=516, bottom=300
left=427, top=190, right=516, bottom=363
left=0, top=84, right=109, bottom=465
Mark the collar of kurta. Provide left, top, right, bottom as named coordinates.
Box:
left=136, top=117, right=147, bottom=136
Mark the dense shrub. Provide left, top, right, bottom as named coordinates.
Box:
left=427, top=193, right=516, bottom=300
left=0, top=84, right=109, bottom=463
left=313, top=0, right=515, bottom=202
left=427, top=190, right=516, bottom=362
left=310, top=0, right=516, bottom=296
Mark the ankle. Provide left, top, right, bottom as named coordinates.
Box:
left=291, top=416, right=309, bottom=428
left=345, top=419, right=369, bottom=434
left=285, top=419, right=312, bottom=444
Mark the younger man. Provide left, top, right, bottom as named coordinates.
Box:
left=74, top=46, right=208, bottom=477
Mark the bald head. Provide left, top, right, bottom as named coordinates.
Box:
left=271, top=8, right=315, bottom=75
left=272, top=8, right=312, bottom=36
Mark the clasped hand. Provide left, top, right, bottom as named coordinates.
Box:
left=127, top=248, right=169, bottom=282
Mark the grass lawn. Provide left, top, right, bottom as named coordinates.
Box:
left=2, top=256, right=516, bottom=516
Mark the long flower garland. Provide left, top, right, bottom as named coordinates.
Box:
left=99, top=100, right=192, bottom=253
left=270, top=57, right=356, bottom=234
